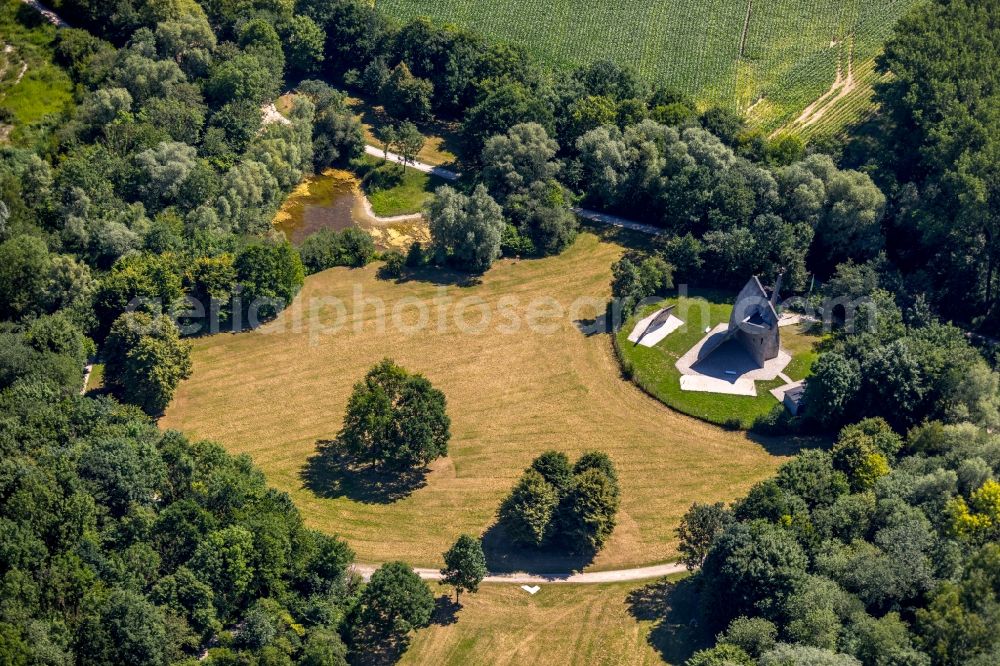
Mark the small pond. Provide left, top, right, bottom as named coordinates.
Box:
left=273, top=168, right=429, bottom=250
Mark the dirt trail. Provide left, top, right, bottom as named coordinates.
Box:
left=739, top=0, right=754, bottom=57
left=783, top=38, right=857, bottom=132
left=357, top=190, right=423, bottom=224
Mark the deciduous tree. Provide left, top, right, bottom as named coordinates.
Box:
left=677, top=502, right=732, bottom=570
left=440, top=534, right=487, bottom=601
left=497, top=469, right=558, bottom=547
left=103, top=311, right=192, bottom=415
left=338, top=359, right=450, bottom=471
left=352, top=561, right=433, bottom=644
left=428, top=185, right=505, bottom=272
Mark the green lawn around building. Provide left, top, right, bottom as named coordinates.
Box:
left=615, top=291, right=823, bottom=429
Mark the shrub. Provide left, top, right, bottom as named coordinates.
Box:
left=338, top=227, right=376, bottom=267
left=405, top=241, right=426, bottom=268
left=299, top=227, right=376, bottom=274
left=500, top=223, right=538, bottom=257
left=378, top=251, right=405, bottom=280
left=751, top=406, right=801, bottom=436
left=362, top=163, right=404, bottom=192
left=723, top=417, right=743, bottom=431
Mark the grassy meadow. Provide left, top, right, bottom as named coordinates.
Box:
left=374, top=0, right=917, bottom=135
left=162, top=230, right=809, bottom=571
left=357, top=154, right=447, bottom=217
left=616, top=295, right=823, bottom=429
left=0, top=0, right=74, bottom=143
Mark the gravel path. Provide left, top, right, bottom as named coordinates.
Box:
left=351, top=561, right=687, bottom=584
left=364, top=144, right=460, bottom=181
left=362, top=145, right=666, bottom=236
left=570, top=207, right=666, bottom=236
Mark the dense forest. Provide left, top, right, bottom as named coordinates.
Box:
left=679, top=417, right=1000, bottom=665
left=0, top=0, right=998, bottom=663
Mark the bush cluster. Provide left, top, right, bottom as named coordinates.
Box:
left=498, top=450, right=620, bottom=553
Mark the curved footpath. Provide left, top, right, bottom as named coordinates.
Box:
left=351, top=561, right=687, bottom=584
left=363, top=145, right=461, bottom=182
left=360, top=145, right=667, bottom=236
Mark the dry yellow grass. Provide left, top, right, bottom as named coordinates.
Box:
left=346, top=96, right=459, bottom=166
left=162, top=231, right=801, bottom=570
left=400, top=580, right=685, bottom=666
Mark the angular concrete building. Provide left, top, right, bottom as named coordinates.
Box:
left=723, top=276, right=781, bottom=367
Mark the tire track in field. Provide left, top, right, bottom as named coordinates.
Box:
left=739, top=0, right=754, bottom=57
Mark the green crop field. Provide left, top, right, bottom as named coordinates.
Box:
left=375, top=0, right=917, bottom=134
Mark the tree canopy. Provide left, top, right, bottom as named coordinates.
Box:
left=498, top=451, right=620, bottom=553
left=338, top=359, right=451, bottom=471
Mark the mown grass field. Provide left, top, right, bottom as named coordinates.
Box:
left=401, top=575, right=705, bottom=666
left=374, top=0, right=917, bottom=135
left=616, top=295, right=822, bottom=429
left=162, top=230, right=808, bottom=571
left=0, top=0, right=74, bottom=143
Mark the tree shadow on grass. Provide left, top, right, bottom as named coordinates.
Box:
left=431, top=595, right=460, bottom=626
left=626, top=575, right=712, bottom=664
left=582, top=219, right=659, bottom=252
left=574, top=315, right=607, bottom=337
left=300, top=440, right=428, bottom=504
left=746, top=430, right=829, bottom=458
left=349, top=597, right=456, bottom=665
left=350, top=634, right=409, bottom=666
left=478, top=522, right=596, bottom=576
left=377, top=263, right=483, bottom=288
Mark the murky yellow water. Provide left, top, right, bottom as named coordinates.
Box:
left=273, top=169, right=430, bottom=251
